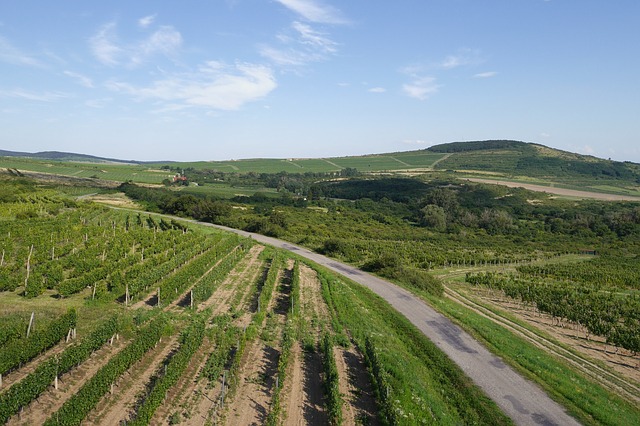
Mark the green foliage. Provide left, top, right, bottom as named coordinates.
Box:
left=466, top=271, right=640, bottom=354
left=321, top=333, right=343, bottom=425
left=44, top=316, right=168, bottom=426
left=0, top=315, right=119, bottom=424
left=128, top=313, right=206, bottom=425
left=0, top=308, right=76, bottom=376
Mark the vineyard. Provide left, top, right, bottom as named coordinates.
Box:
left=0, top=180, right=514, bottom=425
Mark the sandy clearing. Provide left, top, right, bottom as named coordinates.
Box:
left=466, top=177, right=640, bottom=201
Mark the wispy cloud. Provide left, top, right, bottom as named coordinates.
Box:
left=0, top=88, right=70, bottom=102
left=368, top=87, right=386, bottom=93
left=402, top=76, right=440, bottom=100
left=89, top=21, right=182, bottom=67
left=438, top=49, right=482, bottom=69
left=105, top=61, right=277, bottom=111
left=0, top=36, right=42, bottom=67
left=260, top=21, right=338, bottom=67
left=85, top=97, right=112, bottom=108
left=275, top=0, right=348, bottom=24
left=89, top=22, right=122, bottom=65
left=292, top=22, right=337, bottom=53
left=64, top=71, right=94, bottom=88
left=138, top=14, right=156, bottom=29
left=473, top=71, right=498, bottom=78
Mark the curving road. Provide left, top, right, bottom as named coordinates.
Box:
left=195, top=222, right=581, bottom=426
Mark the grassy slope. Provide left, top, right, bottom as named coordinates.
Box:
left=4, top=140, right=640, bottom=198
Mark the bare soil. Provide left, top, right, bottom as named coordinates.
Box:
left=222, top=338, right=278, bottom=425
left=282, top=344, right=327, bottom=426
left=334, top=347, right=379, bottom=426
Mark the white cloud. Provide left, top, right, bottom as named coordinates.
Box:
left=0, top=36, right=42, bottom=67
left=368, top=87, right=386, bottom=93
left=138, top=14, right=156, bottom=29
left=64, top=71, right=94, bottom=88
left=473, top=71, right=498, bottom=78
left=106, top=62, right=277, bottom=111
left=402, top=76, right=440, bottom=100
left=275, top=0, right=347, bottom=24
left=89, top=22, right=182, bottom=67
left=0, top=88, right=69, bottom=102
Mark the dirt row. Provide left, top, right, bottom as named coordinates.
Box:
left=152, top=245, right=267, bottom=425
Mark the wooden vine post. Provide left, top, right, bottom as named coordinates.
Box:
left=26, top=312, right=35, bottom=338
left=25, top=244, right=34, bottom=290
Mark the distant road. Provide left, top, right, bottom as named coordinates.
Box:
left=193, top=221, right=581, bottom=426
left=466, top=177, right=640, bottom=201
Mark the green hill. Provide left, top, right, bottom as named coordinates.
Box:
left=427, top=140, right=640, bottom=182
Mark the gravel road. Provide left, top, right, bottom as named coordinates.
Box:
left=197, top=223, right=581, bottom=426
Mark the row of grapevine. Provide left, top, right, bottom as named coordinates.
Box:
left=265, top=261, right=299, bottom=425
left=121, top=241, right=207, bottom=302
left=466, top=272, right=640, bottom=354
left=362, top=336, right=398, bottom=425
left=43, top=316, right=168, bottom=426
left=321, top=333, right=343, bottom=425
left=0, top=315, right=119, bottom=424
left=127, top=313, right=207, bottom=425
left=251, top=251, right=284, bottom=329
left=200, top=315, right=240, bottom=385
left=0, top=309, right=77, bottom=376
left=191, top=239, right=250, bottom=306
left=516, top=254, right=640, bottom=289
left=155, top=237, right=243, bottom=307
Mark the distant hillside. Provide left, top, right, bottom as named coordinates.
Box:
left=0, top=149, right=140, bottom=165
left=427, top=140, right=640, bottom=182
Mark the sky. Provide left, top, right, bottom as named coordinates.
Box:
left=1, top=0, right=639, bottom=163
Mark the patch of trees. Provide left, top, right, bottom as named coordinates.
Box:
left=427, top=140, right=532, bottom=153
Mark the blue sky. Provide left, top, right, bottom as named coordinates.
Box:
left=1, top=0, right=639, bottom=162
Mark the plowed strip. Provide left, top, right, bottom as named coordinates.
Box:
left=334, top=347, right=379, bottom=425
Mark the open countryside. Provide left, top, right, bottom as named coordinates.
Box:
left=1, top=140, right=640, bottom=425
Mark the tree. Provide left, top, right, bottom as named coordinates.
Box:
left=419, top=204, right=447, bottom=231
